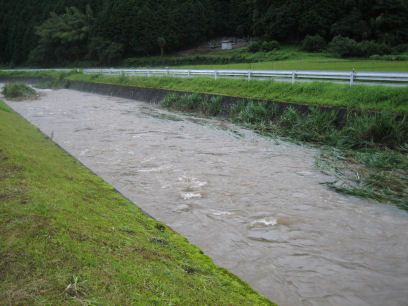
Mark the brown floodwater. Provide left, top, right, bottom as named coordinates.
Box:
left=3, top=87, right=408, bottom=306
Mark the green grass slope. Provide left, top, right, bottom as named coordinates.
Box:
left=0, top=99, right=273, bottom=305
left=68, top=73, right=408, bottom=114
left=1, top=70, right=408, bottom=113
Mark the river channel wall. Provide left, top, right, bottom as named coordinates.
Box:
left=0, top=76, right=367, bottom=121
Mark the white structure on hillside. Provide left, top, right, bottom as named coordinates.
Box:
left=221, top=40, right=232, bottom=49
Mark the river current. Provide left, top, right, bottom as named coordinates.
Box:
left=3, top=87, right=408, bottom=306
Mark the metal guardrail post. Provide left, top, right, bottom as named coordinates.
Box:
left=188, top=70, right=191, bottom=77
left=214, top=71, right=217, bottom=80
left=248, top=72, right=251, bottom=81
left=292, top=72, right=296, bottom=84
left=350, top=69, right=355, bottom=86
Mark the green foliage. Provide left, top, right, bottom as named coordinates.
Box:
left=248, top=42, right=261, bottom=53
left=34, top=71, right=71, bottom=89
left=160, top=93, right=223, bottom=116
left=28, top=6, right=94, bottom=65
left=359, top=40, right=392, bottom=57
left=329, top=36, right=393, bottom=58
left=2, top=0, right=408, bottom=65
left=261, top=41, right=280, bottom=52
left=369, top=54, right=408, bottom=61
left=340, top=112, right=408, bottom=149
left=157, top=37, right=166, bottom=57
left=328, top=36, right=362, bottom=58
left=3, top=70, right=408, bottom=113
left=233, top=101, right=272, bottom=124
left=1, top=82, right=36, bottom=99
left=200, top=96, right=223, bottom=116
left=302, top=35, right=326, bottom=52
left=87, top=37, right=124, bottom=65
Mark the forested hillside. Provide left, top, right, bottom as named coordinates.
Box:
left=1, top=0, right=407, bottom=66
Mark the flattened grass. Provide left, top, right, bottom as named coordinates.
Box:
left=0, top=99, right=273, bottom=305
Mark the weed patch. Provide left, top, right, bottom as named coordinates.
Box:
left=1, top=82, right=37, bottom=100
left=160, top=93, right=224, bottom=116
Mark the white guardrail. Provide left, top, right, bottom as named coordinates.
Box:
left=3, top=68, right=408, bottom=86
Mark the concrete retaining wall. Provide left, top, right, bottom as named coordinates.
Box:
left=0, top=76, right=368, bottom=121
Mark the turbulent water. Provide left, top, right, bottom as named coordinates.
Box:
left=3, top=87, right=408, bottom=306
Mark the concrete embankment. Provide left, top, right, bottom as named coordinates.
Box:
left=0, top=75, right=354, bottom=119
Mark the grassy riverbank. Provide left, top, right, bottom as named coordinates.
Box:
left=160, top=93, right=408, bottom=210
left=1, top=70, right=408, bottom=113
left=0, top=99, right=273, bottom=305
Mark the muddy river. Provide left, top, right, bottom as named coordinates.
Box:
left=3, top=87, right=408, bottom=306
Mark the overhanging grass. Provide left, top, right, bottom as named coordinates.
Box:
left=1, top=70, right=408, bottom=113
left=0, top=99, right=273, bottom=305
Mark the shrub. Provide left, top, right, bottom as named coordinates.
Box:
left=359, top=40, right=391, bottom=57
left=328, top=35, right=361, bottom=57
left=1, top=82, right=36, bottom=99
left=200, top=96, right=223, bottom=116
left=301, top=35, right=326, bottom=52
left=340, top=112, right=408, bottom=149
left=160, top=93, right=180, bottom=108
left=247, top=42, right=261, bottom=53
left=261, top=40, right=280, bottom=52
left=393, top=44, right=408, bottom=53
left=233, top=101, right=271, bottom=125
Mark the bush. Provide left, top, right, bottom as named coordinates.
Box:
left=200, top=96, right=223, bottom=116
left=261, top=41, right=280, bottom=52
left=160, top=93, right=223, bottom=116
left=234, top=101, right=270, bottom=124
left=1, top=82, right=36, bottom=99
left=301, top=35, right=326, bottom=52
left=359, top=40, right=391, bottom=57
left=328, top=35, right=361, bottom=57
left=247, top=42, right=261, bottom=53
left=393, top=44, right=408, bottom=53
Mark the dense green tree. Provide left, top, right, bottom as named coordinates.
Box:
left=1, top=0, right=407, bottom=66
left=28, top=6, right=94, bottom=65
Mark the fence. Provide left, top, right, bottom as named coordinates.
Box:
left=3, top=68, right=408, bottom=86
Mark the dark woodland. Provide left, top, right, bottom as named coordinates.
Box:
left=1, top=0, right=407, bottom=65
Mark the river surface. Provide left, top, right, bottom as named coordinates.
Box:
left=3, top=86, right=408, bottom=306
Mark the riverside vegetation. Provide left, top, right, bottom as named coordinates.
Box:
left=0, top=96, right=273, bottom=304
left=1, top=82, right=37, bottom=100
left=1, top=70, right=408, bottom=113
left=1, top=73, right=407, bottom=208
